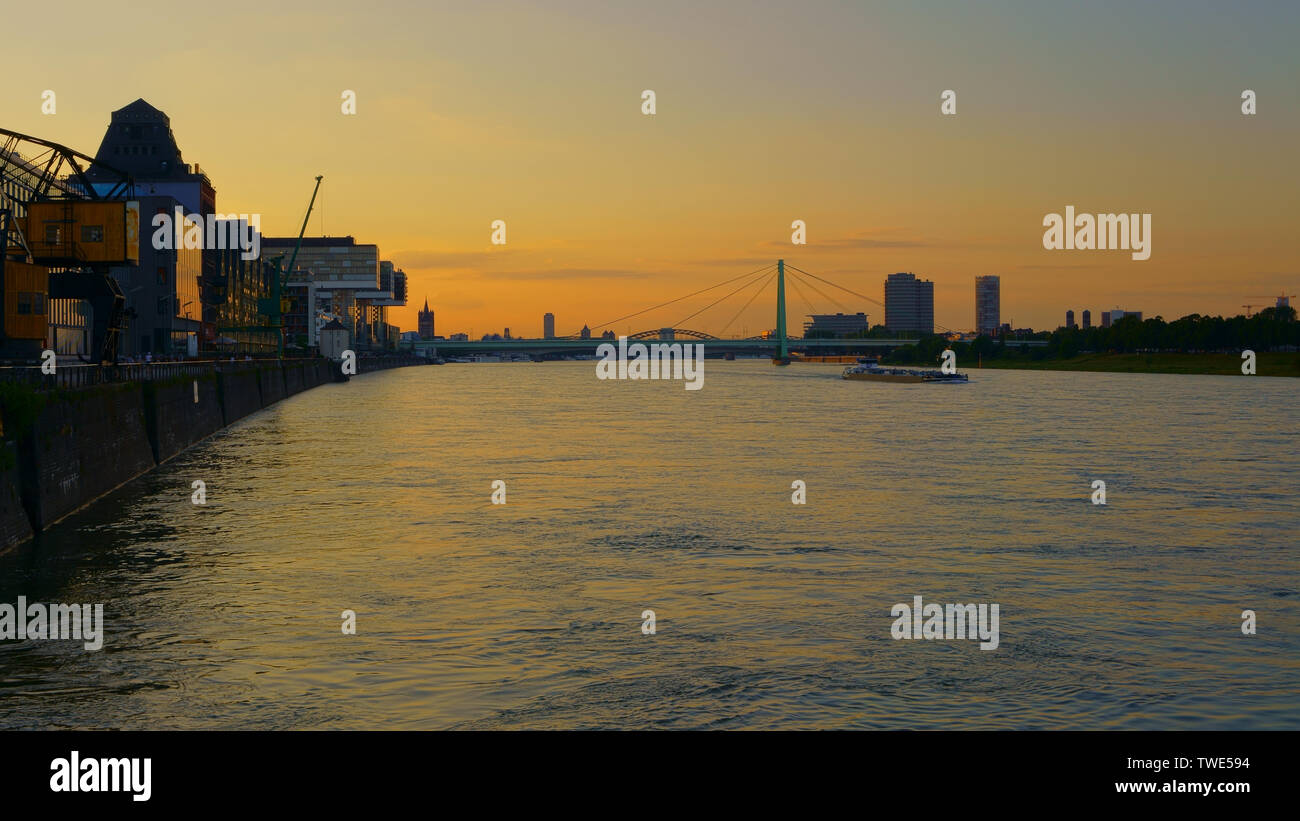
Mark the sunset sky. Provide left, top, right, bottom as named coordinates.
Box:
left=4, top=0, right=1298, bottom=336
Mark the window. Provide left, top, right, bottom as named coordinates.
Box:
left=16, top=293, right=32, bottom=315
left=32, top=293, right=46, bottom=315
left=81, top=225, right=104, bottom=242
left=44, top=224, right=61, bottom=244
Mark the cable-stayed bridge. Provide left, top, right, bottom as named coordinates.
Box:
left=410, top=260, right=981, bottom=359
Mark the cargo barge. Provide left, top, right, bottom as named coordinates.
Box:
left=841, top=361, right=968, bottom=383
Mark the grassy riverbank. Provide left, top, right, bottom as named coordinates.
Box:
left=968, top=352, right=1300, bottom=377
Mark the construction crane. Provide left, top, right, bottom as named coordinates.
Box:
left=1, top=127, right=135, bottom=363
left=275, top=176, right=323, bottom=359
left=216, top=175, right=321, bottom=358
left=1246, top=293, right=1296, bottom=311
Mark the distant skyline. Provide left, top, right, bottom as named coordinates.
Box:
left=4, top=0, right=1297, bottom=337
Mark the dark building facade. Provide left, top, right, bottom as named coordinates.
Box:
left=884, top=272, right=934, bottom=334
left=86, top=98, right=220, bottom=351
left=803, top=312, right=868, bottom=337
left=211, top=240, right=276, bottom=356
left=108, top=195, right=203, bottom=357
left=975, top=275, right=1000, bottom=336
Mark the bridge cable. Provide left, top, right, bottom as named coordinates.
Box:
left=569, top=263, right=776, bottom=337
left=672, top=266, right=776, bottom=329
left=785, top=264, right=883, bottom=308
left=718, top=269, right=778, bottom=338
left=784, top=273, right=821, bottom=329
left=786, top=264, right=957, bottom=334
left=787, top=269, right=849, bottom=313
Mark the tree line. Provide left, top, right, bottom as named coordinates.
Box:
left=877, top=306, right=1298, bottom=364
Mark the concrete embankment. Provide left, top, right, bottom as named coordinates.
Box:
left=0, top=442, right=32, bottom=550
left=0, top=356, right=422, bottom=552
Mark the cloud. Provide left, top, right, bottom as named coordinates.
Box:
left=1016, top=263, right=1100, bottom=271
left=472, top=267, right=653, bottom=281
left=390, top=249, right=514, bottom=269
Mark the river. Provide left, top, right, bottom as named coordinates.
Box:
left=1, top=362, right=1296, bottom=729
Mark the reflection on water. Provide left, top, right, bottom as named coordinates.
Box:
left=1, top=363, right=1297, bottom=729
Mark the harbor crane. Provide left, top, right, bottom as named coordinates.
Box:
left=1, top=127, right=136, bottom=363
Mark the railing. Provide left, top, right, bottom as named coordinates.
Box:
left=0, top=358, right=317, bottom=391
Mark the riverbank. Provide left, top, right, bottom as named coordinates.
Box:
left=966, top=352, right=1300, bottom=377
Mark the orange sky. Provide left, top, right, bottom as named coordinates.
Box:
left=4, top=0, right=1298, bottom=336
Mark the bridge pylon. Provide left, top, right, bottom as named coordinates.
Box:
left=773, top=259, right=790, bottom=365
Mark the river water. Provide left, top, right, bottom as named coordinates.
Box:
left=1, top=362, right=1296, bottom=729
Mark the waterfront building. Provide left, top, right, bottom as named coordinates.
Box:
left=85, top=99, right=219, bottom=350
left=803, top=312, right=868, bottom=337
left=262, top=236, right=383, bottom=351
left=318, top=317, right=349, bottom=360
left=371, top=261, right=407, bottom=348
left=975, top=275, right=1000, bottom=336
left=884, top=272, right=934, bottom=334
left=543, top=312, right=556, bottom=339
left=210, top=229, right=276, bottom=356
left=103, top=194, right=203, bottom=357
left=580, top=325, right=591, bottom=339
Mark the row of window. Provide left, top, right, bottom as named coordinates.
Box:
left=15, top=292, right=47, bottom=315
left=43, top=225, right=104, bottom=244
left=112, top=144, right=167, bottom=157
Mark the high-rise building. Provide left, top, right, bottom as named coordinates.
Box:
left=975, top=275, right=1000, bottom=336
left=1101, top=311, right=1111, bottom=328
left=543, top=312, right=555, bottom=339
left=580, top=325, right=591, bottom=339
left=418, top=298, right=435, bottom=339
left=884, top=272, right=934, bottom=334
left=1065, top=309, right=1076, bottom=328
left=1082, top=309, right=1092, bottom=329
left=1110, top=309, right=1142, bottom=324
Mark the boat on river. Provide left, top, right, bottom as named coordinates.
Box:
left=841, top=361, right=968, bottom=383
